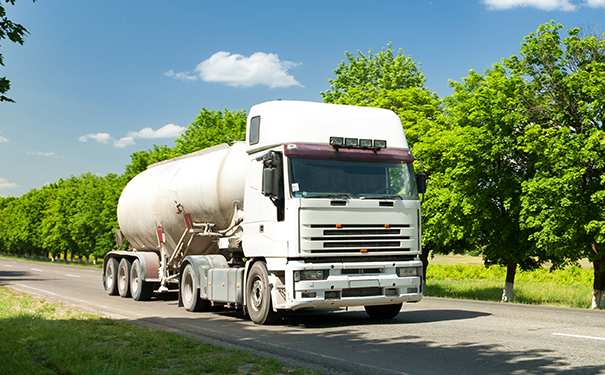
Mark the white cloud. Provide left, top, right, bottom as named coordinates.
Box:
left=586, top=0, right=605, bottom=6
left=0, top=131, right=9, bottom=143
left=483, top=0, right=576, bottom=10
left=0, top=177, right=18, bottom=189
left=167, top=51, right=303, bottom=88
left=164, top=70, right=198, bottom=82
left=79, top=132, right=112, bottom=144
left=79, top=124, right=184, bottom=148
left=27, top=151, right=58, bottom=157
left=114, top=137, right=136, bottom=148
left=127, top=124, right=185, bottom=139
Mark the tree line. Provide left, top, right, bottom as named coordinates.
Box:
left=1, top=21, right=603, bottom=308
left=0, top=109, right=247, bottom=260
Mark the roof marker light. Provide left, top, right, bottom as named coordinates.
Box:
left=345, top=138, right=358, bottom=147
left=330, top=137, right=344, bottom=147
left=374, top=140, right=387, bottom=149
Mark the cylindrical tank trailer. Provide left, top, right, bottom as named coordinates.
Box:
left=117, top=142, right=247, bottom=257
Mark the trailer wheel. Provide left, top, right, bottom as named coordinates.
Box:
left=364, top=303, right=402, bottom=319
left=246, top=261, right=282, bottom=325
left=130, top=259, right=154, bottom=301
left=104, top=257, right=119, bottom=295
left=181, top=264, right=210, bottom=312
left=118, top=258, right=132, bottom=298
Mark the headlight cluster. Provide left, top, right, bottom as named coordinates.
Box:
left=294, top=270, right=328, bottom=281
left=397, top=267, right=419, bottom=277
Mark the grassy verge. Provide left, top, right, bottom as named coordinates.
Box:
left=0, top=254, right=103, bottom=268
left=426, top=263, right=595, bottom=309
left=0, top=286, right=318, bottom=375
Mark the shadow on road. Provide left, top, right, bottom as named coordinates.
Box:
left=0, top=270, right=42, bottom=283
left=134, top=311, right=605, bottom=375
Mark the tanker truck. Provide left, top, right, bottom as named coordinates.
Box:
left=103, top=100, right=426, bottom=324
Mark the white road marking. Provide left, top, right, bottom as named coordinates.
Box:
left=31, top=268, right=43, bottom=272
left=553, top=333, right=605, bottom=341
left=4, top=265, right=12, bottom=267
left=65, top=274, right=82, bottom=278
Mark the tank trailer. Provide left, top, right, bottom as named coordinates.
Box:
left=103, top=100, right=426, bottom=324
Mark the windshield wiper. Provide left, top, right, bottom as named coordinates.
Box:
left=305, top=193, right=351, bottom=199
left=359, top=195, right=402, bottom=200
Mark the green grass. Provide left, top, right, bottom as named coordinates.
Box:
left=426, top=263, right=595, bottom=308
left=0, top=286, right=319, bottom=375
left=0, top=253, right=103, bottom=268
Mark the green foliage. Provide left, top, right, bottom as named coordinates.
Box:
left=174, top=107, right=247, bottom=154
left=321, top=42, right=426, bottom=105
left=1, top=0, right=36, bottom=102
left=418, top=64, right=541, bottom=273
left=503, top=22, right=605, bottom=293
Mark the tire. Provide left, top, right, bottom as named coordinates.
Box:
left=246, top=261, right=282, bottom=325
left=181, top=264, right=210, bottom=312
left=130, top=259, right=154, bottom=301
left=364, top=303, right=402, bottom=319
left=104, top=257, right=119, bottom=296
left=118, top=258, right=132, bottom=298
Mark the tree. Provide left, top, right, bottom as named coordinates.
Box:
left=417, top=64, right=542, bottom=302
left=505, top=21, right=605, bottom=308
left=1, top=0, right=35, bottom=102
left=322, top=43, right=442, bottom=286
left=173, top=107, right=247, bottom=154
left=321, top=42, right=426, bottom=106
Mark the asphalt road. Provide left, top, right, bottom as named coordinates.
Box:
left=1, top=257, right=604, bottom=375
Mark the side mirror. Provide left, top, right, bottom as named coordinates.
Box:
left=262, top=167, right=276, bottom=197
left=416, top=173, right=427, bottom=195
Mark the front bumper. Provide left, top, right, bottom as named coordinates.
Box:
left=273, top=259, right=423, bottom=310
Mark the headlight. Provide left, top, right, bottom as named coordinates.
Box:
left=397, top=267, right=419, bottom=277
left=294, top=270, right=327, bottom=281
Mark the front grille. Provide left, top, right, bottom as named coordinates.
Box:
left=302, top=223, right=415, bottom=255
left=299, top=208, right=419, bottom=257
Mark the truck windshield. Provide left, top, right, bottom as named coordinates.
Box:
left=288, top=158, right=418, bottom=200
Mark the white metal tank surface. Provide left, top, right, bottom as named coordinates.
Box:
left=117, top=142, right=247, bottom=257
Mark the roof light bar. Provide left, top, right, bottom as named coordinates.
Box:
left=329, top=137, right=387, bottom=150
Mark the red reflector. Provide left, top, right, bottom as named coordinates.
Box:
left=184, top=213, right=194, bottom=231
left=157, top=226, right=164, bottom=243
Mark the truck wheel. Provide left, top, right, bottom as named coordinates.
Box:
left=130, top=259, right=154, bottom=301
left=104, top=257, right=119, bottom=295
left=246, top=261, right=282, bottom=325
left=181, top=264, right=210, bottom=312
left=118, top=258, right=132, bottom=298
left=364, top=303, right=402, bottom=319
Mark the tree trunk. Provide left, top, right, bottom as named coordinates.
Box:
left=592, top=254, right=605, bottom=309
left=502, top=258, right=516, bottom=302
left=420, top=246, right=430, bottom=294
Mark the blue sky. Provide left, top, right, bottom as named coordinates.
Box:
left=1, top=0, right=604, bottom=197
